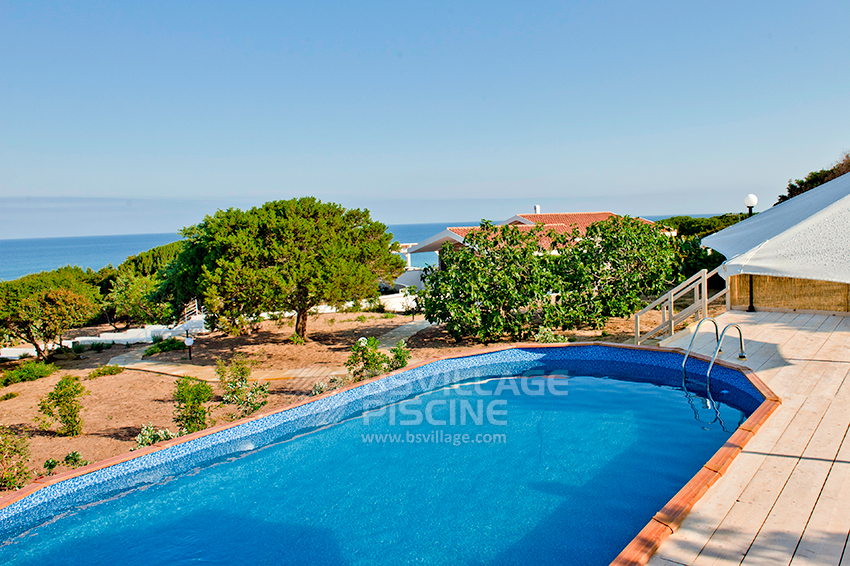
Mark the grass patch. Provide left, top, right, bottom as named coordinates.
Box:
left=87, top=365, right=124, bottom=379
left=2, top=360, right=58, bottom=387
left=143, top=338, right=186, bottom=357
left=0, top=392, right=19, bottom=401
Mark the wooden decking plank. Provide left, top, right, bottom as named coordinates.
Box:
left=739, top=367, right=850, bottom=565
left=687, top=395, right=833, bottom=566
left=650, top=399, right=807, bottom=566
left=789, top=428, right=850, bottom=566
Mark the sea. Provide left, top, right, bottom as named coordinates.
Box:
left=0, top=223, right=464, bottom=282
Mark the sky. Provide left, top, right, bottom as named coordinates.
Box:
left=1, top=1, right=849, bottom=238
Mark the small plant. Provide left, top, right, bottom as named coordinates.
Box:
left=63, top=451, right=89, bottom=468
left=43, top=458, right=60, bottom=476
left=2, top=360, right=58, bottom=387
left=87, top=365, right=124, bottom=379
left=355, top=315, right=367, bottom=323
left=327, top=317, right=336, bottom=326
left=37, top=376, right=88, bottom=436
left=567, top=336, right=577, bottom=343
left=173, top=377, right=213, bottom=434
left=345, top=337, right=410, bottom=382
left=381, top=313, right=396, bottom=319
left=0, top=426, right=31, bottom=490
left=90, top=342, right=111, bottom=353
left=311, top=381, right=328, bottom=396
left=216, top=356, right=269, bottom=418
left=71, top=342, right=86, bottom=354
left=152, top=334, right=164, bottom=344
left=289, top=333, right=305, bottom=346
left=144, top=337, right=186, bottom=357
left=132, top=422, right=179, bottom=450
left=0, top=392, right=19, bottom=402
left=601, top=330, right=610, bottom=337
left=534, top=327, right=568, bottom=343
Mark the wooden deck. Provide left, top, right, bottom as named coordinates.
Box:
left=649, top=310, right=850, bottom=566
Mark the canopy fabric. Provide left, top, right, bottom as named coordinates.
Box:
left=702, top=173, right=850, bottom=284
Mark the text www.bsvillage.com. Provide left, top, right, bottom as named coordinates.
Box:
left=362, top=431, right=507, bottom=446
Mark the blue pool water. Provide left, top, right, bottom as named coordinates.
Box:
left=0, top=347, right=762, bottom=565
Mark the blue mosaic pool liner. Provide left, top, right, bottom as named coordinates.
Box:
left=0, top=344, right=765, bottom=542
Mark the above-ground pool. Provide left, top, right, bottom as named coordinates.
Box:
left=0, top=345, right=778, bottom=566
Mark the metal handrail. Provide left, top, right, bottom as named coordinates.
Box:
left=707, top=323, right=747, bottom=379
left=681, top=317, right=721, bottom=378
left=680, top=317, right=733, bottom=432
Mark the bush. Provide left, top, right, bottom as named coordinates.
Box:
left=0, top=426, right=31, bottom=490
left=90, top=342, right=111, bottom=353
left=37, top=376, right=88, bottom=436
left=87, top=365, right=124, bottom=379
left=152, top=334, right=164, bottom=344
left=173, top=377, right=213, bottom=434
left=132, top=422, right=179, bottom=450
left=71, top=342, right=86, bottom=354
left=2, top=360, right=58, bottom=387
left=63, top=451, right=89, bottom=468
left=534, top=327, right=568, bottom=343
left=364, top=297, right=385, bottom=313
left=43, top=458, right=59, bottom=476
left=345, top=337, right=410, bottom=382
left=355, top=315, right=367, bottom=323
left=289, top=333, right=305, bottom=346
left=0, top=392, right=19, bottom=401
left=144, top=337, right=186, bottom=357
left=311, top=381, right=328, bottom=396
left=216, top=356, right=269, bottom=418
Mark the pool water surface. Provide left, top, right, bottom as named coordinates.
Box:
left=1, top=361, right=752, bottom=565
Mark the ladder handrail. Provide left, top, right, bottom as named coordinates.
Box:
left=707, top=323, right=747, bottom=379
left=681, top=317, right=720, bottom=377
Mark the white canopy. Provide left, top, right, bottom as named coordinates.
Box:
left=702, top=173, right=850, bottom=284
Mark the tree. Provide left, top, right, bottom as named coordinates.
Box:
left=420, top=222, right=557, bottom=342
left=156, top=198, right=404, bottom=339
left=776, top=151, right=850, bottom=204
left=118, top=241, right=183, bottom=277
left=0, top=270, right=100, bottom=360
left=549, top=216, right=678, bottom=329
left=105, top=272, right=173, bottom=325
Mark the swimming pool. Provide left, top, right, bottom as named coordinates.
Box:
left=0, top=344, right=778, bottom=565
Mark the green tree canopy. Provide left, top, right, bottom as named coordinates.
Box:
left=549, top=216, right=678, bottom=329
left=0, top=268, right=101, bottom=359
left=776, top=151, right=850, bottom=204
left=420, top=222, right=557, bottom=342
left=118, top=241, right=183, bottom=277
left=155, top=198, right=404, bottom=338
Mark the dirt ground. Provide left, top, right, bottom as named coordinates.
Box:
left=0, top=304, right=723, bottom=495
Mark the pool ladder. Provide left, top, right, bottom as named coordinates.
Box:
left=681, top=317, right=747, bottom=431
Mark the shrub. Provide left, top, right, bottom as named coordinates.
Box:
left=289, top=333, right=305, bottom=346
left=63, top=451, right=89, bottom=468
left=534, top=327, right=568, bottom=343
left=87, top=365, right=124, bottom=379
left=43, top=458, right=59, bottom=476
left=0, top=426, right=31, bottom=490
left=216, top=356, right=269, bottom=418
left=2, top=360, right=58, bottom=387
left=90, top=342, right=111, bottom=353
left=144, top=337, right=186, bottom=357
left=381, top=313, right=396, bottom=319
left=37, top=376, right=88, bottom=436
left=71, top=342, right=86, bottom=354
left=173, top=377, right=213, bottom=434
left=152, top=334, right=164, bottom=344
left=132, top=422, right=179, bottom=450
left=311, top=381, right=328, bottom=396
left=355, top=315, right=367, bottom=323
left=345, top=337, right=410, bottom=382
left=0, top=392, right=19, bottom=401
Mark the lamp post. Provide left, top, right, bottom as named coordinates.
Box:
left=185, top=330, right=195, bottom=361
left=744, top=194, right=758, bottom=312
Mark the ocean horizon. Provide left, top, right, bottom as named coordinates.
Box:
left=0, top=222, right=462, bottom=282
left=0, top=214, right=712, bottom=282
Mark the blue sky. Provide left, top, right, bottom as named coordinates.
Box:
left=1, top=1, right=849, bottom=238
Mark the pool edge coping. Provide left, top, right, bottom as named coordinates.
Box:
left=0, top=341, right=780, bottom=566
